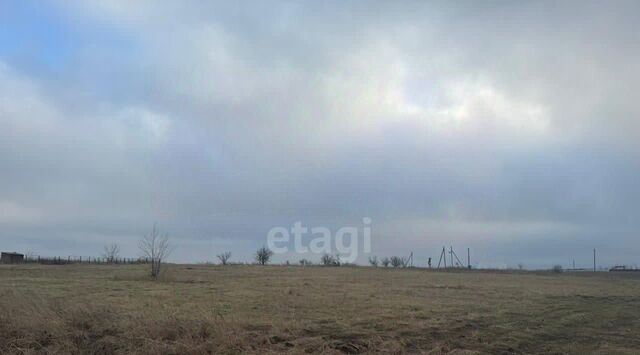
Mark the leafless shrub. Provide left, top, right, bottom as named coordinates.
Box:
left=552, top=264, right=563, bottom=273
left=321, top=253, right=340, bottom=266
left=102, top=243, right=121, bottom=263
left=381, top=257, right=391, bottom=267
left=255, top=246, right=273, bottom=265
left=138, top=225, right=172, bottom=279
left=518, top=263, right=524, bottom=270
left=217, top=251, right=232, bottom=265
left=390, top=256, right=408, bottom=268
left=320, top=253, right=334, bottom=266
left=368, top=256, right=379, bottom=267
left=299, top=259, right=312, bottom=266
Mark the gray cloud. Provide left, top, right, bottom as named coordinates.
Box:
left=1, top=1, right=639, bottom=268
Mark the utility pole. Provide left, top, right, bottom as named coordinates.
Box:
left=593, top=249, right=596, bottom=272
left=443, top=247, right=447, bottom=268
left=450, top=246, right=454, bottom=267
left=437, top=247, right=447, bottom=268
left=442, top=247, right=447, bottom=269
left=467, top=248, right=471, bottom=270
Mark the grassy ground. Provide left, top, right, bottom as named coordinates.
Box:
left=1, top=264, right=639, bottom=354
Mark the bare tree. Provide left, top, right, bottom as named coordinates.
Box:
left=255, top=246, right=273, bottom=265
left=321, top=253, right=341, bottom=266
left=138, top=225, right=172, bottom=279
left=103, top=243, right=121, bottom=263
left=368, top=256, right=379, bottom=267
left=321, top=253, right=333, bottom=266
left=217, top=251, right=232, bottom=265
left=381, top=257, right=391, bottom=267
left=517, top=263, right=524, bottom=271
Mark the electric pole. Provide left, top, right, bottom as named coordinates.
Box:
left=450, top=246, right=454, bottom=267
left=443, top=247, right=447, bottom=268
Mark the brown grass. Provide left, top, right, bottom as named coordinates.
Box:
left=1, top=264, right=639, bottom=354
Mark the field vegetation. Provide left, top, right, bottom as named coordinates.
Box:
left=1, top=264, right=639, bottom=354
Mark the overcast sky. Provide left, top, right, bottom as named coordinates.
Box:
left=1, top=1, right=639, bottom=268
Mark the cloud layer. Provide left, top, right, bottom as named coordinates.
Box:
left=1, top=1, right=639, bottom=268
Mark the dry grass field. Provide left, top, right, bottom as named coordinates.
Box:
left=1, top=264, right=639, bottom=354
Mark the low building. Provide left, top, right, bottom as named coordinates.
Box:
left=0, top=252, right=25, bottom=264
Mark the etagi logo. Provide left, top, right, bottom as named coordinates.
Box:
left=266, top=218, right=372, bottom=263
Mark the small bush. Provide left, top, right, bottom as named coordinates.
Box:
left=368, top=256, right=379, bottom=267
left=321, top=253, right=340, bottom=266
left=552, top=264, right=563, bottom=273
left=390, top=256, right=408, bottom=268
